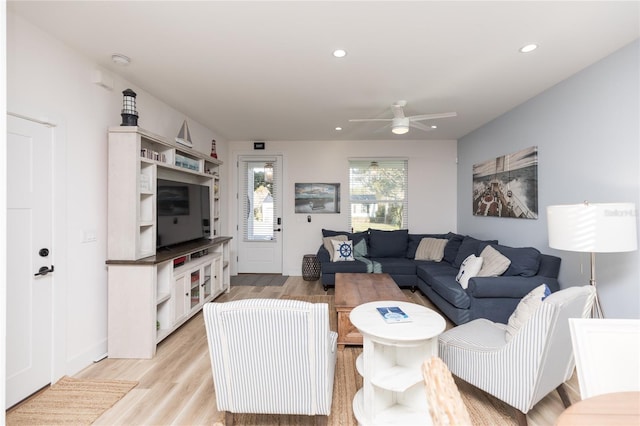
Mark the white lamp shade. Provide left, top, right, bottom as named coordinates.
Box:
left=547, top=203, right=638, bottom=253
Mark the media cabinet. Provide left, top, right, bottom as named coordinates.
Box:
left=106, top=126, right=230, bottom=359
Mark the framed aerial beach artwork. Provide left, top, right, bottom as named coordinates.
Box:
left=294, top=183, right=340, bottom=213
left=472, top=146, right=538, bottom=219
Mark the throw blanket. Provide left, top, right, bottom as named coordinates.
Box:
left=355, top=256, right=382, bottom=273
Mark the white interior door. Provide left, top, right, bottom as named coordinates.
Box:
left=237, top=156, right=283, bottom=273
left=6, top=115, right=54, bottom=408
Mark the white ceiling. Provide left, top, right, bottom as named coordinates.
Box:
left=8, top=1, right=640, bottom=142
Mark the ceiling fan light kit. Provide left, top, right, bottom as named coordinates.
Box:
left=391, top=117, right=410, bottom=135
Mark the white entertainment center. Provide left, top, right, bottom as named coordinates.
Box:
left=106, top=126, right=230, bottom=359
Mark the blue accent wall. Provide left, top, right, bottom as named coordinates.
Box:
left=457, top=40, right=640, bottom=318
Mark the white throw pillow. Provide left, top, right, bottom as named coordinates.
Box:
left=332, top=239, right=355, bottom=262
left=323, top=235, right=347, bottom=261
left=477, top=245, right=511, bottom=277
left=505, top=284, right=552, bottom=341
left=455, top=254, right=483, bottom=289
left=415, top=238, right=448, bottom=262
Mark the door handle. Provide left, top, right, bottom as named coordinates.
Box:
left=34, top=265, right=54, bottom=276
left=274, top=228, right=282, bottom=232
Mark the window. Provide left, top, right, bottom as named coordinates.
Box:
left=349, top=159, right=408, bottom=232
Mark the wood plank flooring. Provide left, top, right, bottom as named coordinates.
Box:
left=68, top=277, right=578, bottom=425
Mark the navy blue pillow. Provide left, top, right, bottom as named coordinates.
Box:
left=406, top=233, right=448, bottom=259
left=491, top=244, right=541, bottom=277
left=368, top=229, right=409, bottom=258
left=453, top=236, right=498, bottom=268
left=443, top=233, right=464, bottom=264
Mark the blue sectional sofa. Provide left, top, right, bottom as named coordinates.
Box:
left=317, top=229, right=561, bottom=325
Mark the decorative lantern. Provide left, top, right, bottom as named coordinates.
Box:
left=120, top=88, right=138, bottom=126
left=210, top=139, right=218, bottom=158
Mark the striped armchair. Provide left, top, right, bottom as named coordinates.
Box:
left=438, top=285, right=595, bottom=426
left=203, top=299, right=338, bottom=425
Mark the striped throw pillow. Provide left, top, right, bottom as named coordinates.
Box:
left=415, top=238, right=448, bottom=262
left=477, top=245, right=511, bottom=277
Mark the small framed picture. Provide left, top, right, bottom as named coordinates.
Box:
left=294, top=183, right=340, bottom=213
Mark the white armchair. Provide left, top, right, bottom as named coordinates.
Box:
left=203, top=298, right=338, bottom=425
left=569, top=318, right=640, bottom=400
left=438, top=285, right=595, bottom=425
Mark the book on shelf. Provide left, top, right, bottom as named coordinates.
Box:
left=376, top=306, right=411, bottom=323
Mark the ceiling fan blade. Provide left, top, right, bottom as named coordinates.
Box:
left=408, top=112, right=458, bottom=121
left=374, top=123, right=392, bottom=133
left=348, top=118, right=393, bottom=122
left=409, top=121, right=435, bottom=132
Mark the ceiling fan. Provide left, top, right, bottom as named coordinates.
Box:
left=349, top=101, right=457, bottom=135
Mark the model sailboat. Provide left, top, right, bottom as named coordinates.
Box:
left=175, top=120, right=193, bottom=148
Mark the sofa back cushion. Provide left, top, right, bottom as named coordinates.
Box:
left=443, top=233, right=464, bottom=264
left=453, top=236, right=498, bottom=268
left=491, top=244, right=542, bottom=277
left=322, top=229, right=368, bottom=257
left=368, top=229, right=409, bottom=258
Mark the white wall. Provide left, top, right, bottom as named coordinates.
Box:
left=457, top=40, right=640, bottom=318
left=6, top=12, right=225, bottom=379
left=229, top=139, right=458, bottom=276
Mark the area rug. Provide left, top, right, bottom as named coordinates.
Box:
left=6, top=376, right=138, bottom=426
left=231, top=274, right=289, bottom=286
left=267, top=293, right=514, bottom=426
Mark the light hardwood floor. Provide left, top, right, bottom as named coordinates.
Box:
left=68, top=277, right=577, bottom=425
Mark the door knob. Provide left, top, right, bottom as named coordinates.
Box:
left=34, top=265, right=54, bottom=276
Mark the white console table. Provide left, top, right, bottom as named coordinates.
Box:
left=350, top=301, right=446, bottom=425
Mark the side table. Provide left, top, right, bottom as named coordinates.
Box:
left=302, top=254, right=320, bottom=281
left=350, top=300, right=446, bottom=425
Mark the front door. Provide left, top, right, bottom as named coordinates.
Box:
left=6, top=115, right=54, bottom=408
left=237, top=156, right=283, bottom=273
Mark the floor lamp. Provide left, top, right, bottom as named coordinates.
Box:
left=547, top=202, right=638, bottom=318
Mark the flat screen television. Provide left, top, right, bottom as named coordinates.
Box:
left=156, top=178, right=211, bottom=250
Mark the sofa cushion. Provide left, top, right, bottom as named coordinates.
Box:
left=370, top=257, right=417, bottom=275
left=443, top=233, right=464, bottom=264
left=368, top=229, right=409, bottom=258
left=453, top=236, right=498, bottom=268
left=428, top=273, right=472, bottom=309
left=505, top=283, right=551, bottom=341
left=406, top=233, right=448, bottom=258
left=323, top=235, right=347, bottom=261
left=415, top=238, right=448, bottom=262
left=416, top=262, right=458, bottom=283
left=456, top=254, right=484, bottom=289
left=331, top=239, right=354, bottom=262
left=477, top=245, right=511, bottom=277
left=492, top=244, right=542, bottom=277
left=320, top=258, right=369, bottom=274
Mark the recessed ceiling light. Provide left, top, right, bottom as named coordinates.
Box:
left=431, top=125, right=437, bottom=129
left=519, top=43, right=538, bottom=53
left=335, top=127, right=342, bottom=131
left=111, top=53, right=131, bottom=66
left=333, top=49, right=347, bottom=58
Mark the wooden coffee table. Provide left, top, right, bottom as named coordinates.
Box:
left=334, top=273, right=408, bottom=350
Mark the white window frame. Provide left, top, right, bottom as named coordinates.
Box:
left=348, top=158, right=408, bottom=232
